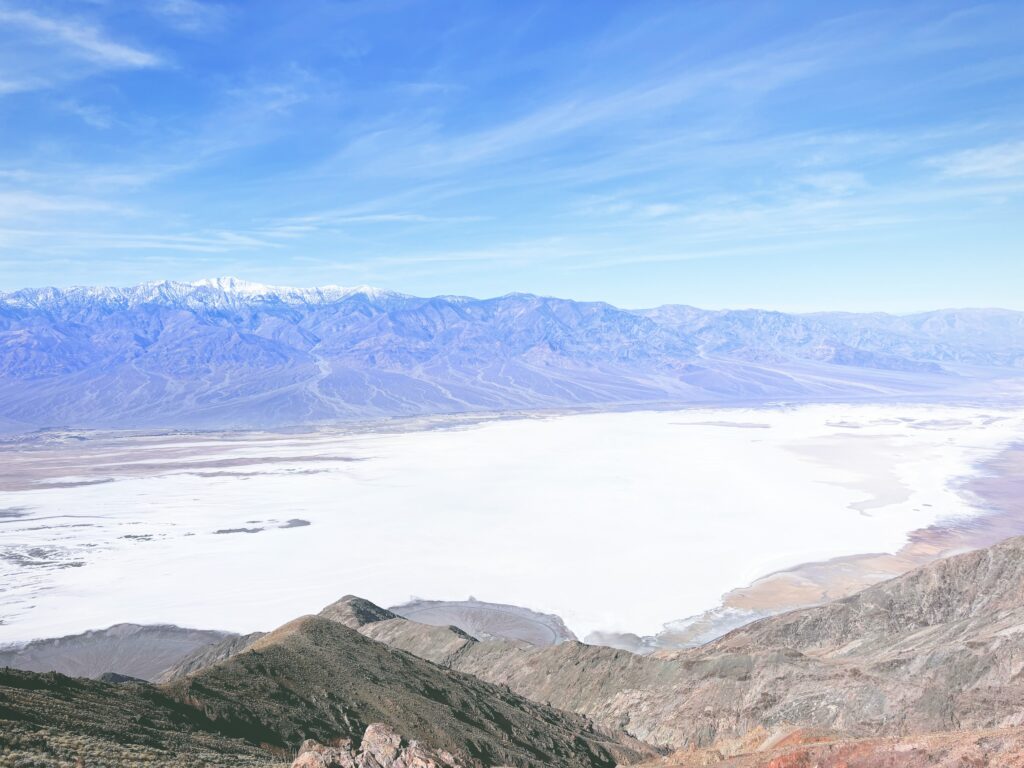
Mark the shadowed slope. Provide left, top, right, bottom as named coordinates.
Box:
left=0, top=668, right=282, bottom=767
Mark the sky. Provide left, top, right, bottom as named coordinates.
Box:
left=0, top=0, right=1022, bottom=311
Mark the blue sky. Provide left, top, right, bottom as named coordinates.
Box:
left=0, top=0, right=1022, bottom=310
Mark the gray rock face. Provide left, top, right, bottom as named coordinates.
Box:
left=3, top=278, right=1020, bottom=432
left=0, top=623, right=232, bottom=681
left=711, top=536, right=1024, bottom=655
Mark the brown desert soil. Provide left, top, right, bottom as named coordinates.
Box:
left=718, top=442, right=1024, bottom=615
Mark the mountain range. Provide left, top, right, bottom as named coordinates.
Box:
left=5, top=535, right=1024, bottom=766
left=2, top=277, right=1024, bottom=432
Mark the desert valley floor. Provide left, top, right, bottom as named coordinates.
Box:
left=2, top=403, right=1024, bottom=646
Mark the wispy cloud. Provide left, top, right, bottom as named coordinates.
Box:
left=930, top=141, right=1024, bottom=179
left=263, top=208, right=485, bottom=238
left=0, top=8, right=160, bottom=68
left=335, top=237, right=590, bottom=272
left=57, top=99, right=114, bottom=129
left=0, top=5, right=162, bottom=99
left=150, top=0, right=226, bottom=34
left=0, top=75, right=47, bottom=95
left=331, top=39, right=826, bottom=177
left=0, top=191, right=118, bottom=219
left=0, top=226, right=284, bottom=254
left=798, top=171, right=868, bottom=196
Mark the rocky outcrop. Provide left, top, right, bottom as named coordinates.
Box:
left=293, top=723, right=464, bottom=767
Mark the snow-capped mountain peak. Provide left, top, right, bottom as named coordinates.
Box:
left=0, top=277, right=402, bottom=310
left=186, top=277, right=278, bottom=295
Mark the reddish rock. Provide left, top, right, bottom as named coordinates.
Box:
left=361, top=723, right=403, bottom=766
left=291, top=724, right=467, bottom=768
left=642, top=724, right=1024, bottom=768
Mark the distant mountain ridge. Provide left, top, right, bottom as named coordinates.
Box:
left=1, top=277, right=1022, bottom=432
left=638, top=304, right=1024, bottom=368
left=0, top=277, right=404, bottom=310
left=0, top=623, right=231, bottom=681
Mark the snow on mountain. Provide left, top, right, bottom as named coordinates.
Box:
left=0, top=279, right=1022, bottom=432
left=0, top=277, right=404, bottom=312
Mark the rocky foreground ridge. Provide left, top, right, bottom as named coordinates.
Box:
left=0, top=614, right=651, bottom=767
left=168, top=535, right=1024, bottom=762
left=6, top=535, right=1024, bottom=766
left=325, top=536, right=1024, bottom=750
